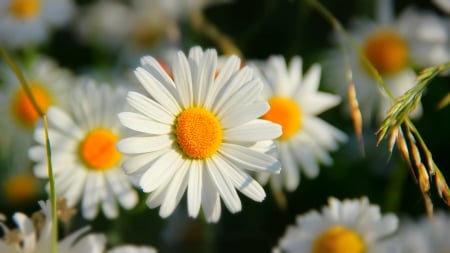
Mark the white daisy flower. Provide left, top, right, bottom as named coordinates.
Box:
left=251, top=56, right=347, bottom=192
left=0, top=0, right=74, bottom=48
left=0, top=56, right=73, bottom=171
left=29, top=80, right=138, bottom=220
left=0, top=200, right=107, bottom=253
left=398, top=211, right=450, bottom=253
left=323, top=0, right=432, bottom=122
left=117, top=46, right=282, bottom=223
left=276, top=197, right=399, bottom=253
left=108, top=245, right=158, bottom=253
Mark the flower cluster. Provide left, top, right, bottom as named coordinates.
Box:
left=0, top=0, right=449, bottom=252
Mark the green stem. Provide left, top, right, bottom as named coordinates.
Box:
left=0, top=45, right=58, bottom=253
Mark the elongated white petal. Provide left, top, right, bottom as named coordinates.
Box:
left=118, top=112, right=171, bottom=135
left=220, top=102, right=269, bottom=128
left=117, top=135, right=172, bottom=154
left=187, top=161, right=203, bottom=217
left=219, top=143, right=281, bottom=173
left=127, top=91, right=174, bottom=124
left=159, top=161, right=190, bottom=218
left=224, top=119, right=281, bottom=142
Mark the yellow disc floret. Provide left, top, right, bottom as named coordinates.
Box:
left=261, top=97, right=302, bottom=140
left=363, top=28, right=408, bottom=76
left=9, top=0, right=41, bottom=19
left=175, top=108, right=223, bottom=159
left=79, top=129, right=121, bottom=170
left=11, top=83, right=52, bottom=128
left=312, top=225, right=365, bottom=253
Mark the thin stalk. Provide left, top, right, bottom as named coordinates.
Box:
left=0, top=45, right=58, bottom=253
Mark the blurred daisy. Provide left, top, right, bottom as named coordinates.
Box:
left=108, top=246, right=158, bottom=253
left=0, top=0, right=74, bottom=48
left=2, top=171, right=42, bottom=205
left=398, top=211, right=450, bottom=253
left=0, top=56, right=73, bottom=171
left=29, top=80, right=138, bottom=220
left=117, top=46, right=281, bottom=223
left=323, top=0, right=443, bottom=121
left=0, top=200, right=107, bottom=253
left=252, top=56, right=347, bottom=192
left=275, top=197, right=399, bottom=253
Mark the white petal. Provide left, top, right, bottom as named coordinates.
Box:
left=279, top=143, right=300, bottom=191
left=13, top=213, right=35, bottom=251
left=117, top=135, right=172, bottom=154
left=127, top=91, right=174, bottom=124
left=298, top=92, right=341, bottom=115
left=220, top=163, right=266, bottom=202
left=118, top=112, right=172, bottom=135
left=105, top=169, right=138, bottom=209
left=192, top=49, right=216, bottom=107
left=187, top=161, right=202, bottom=218
left=292, top=144, right=320, bottom=178
left=121, top=149, right=167, bottom=175
left=159, top=161, right=190, bottom=218
left=206, top=157, right=241, bottom=213
left=201, top=170, right=221, bottom=222
left=298, top=64, right=321, bottom=94
left=135, top=67, right=181, bottom=115
left=220, top=102, right=269, bottom=128
left=140, top=56, right=176, bottom=89
left=219, top=143, right=281, bottom=173
left=139, top=150, right=182, bottom=193
left=288, top=56, right=302, bottom=86
left=47, top=107, right=83, bottom=138
left=172, top=51, right=194, bottom=108
left=100, top=178, right=119, bottom=219
left=224, top=119, right=281, bottom=142
left=82, top=173, right=101, bottom=220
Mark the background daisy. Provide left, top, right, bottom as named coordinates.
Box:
left=117, top=46, right=281, bottom=222
left=276, top=197, right=399, bottom=253
left=29, top=80, right=138, bottom=220
left=252, top=55, right=347, bottom=192
left=0, top=56, right=73, bottom=174
left=0, top=0, right=74, bottom=48
left=323, top=0, right=437, bottom=122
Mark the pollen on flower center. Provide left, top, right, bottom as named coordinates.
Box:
left=11, top=83, right=52, bottom=128
left=363, top=28, right=408, bottom=76
left=175, top=107, right=223, bottom=159
left=261, top=97, right=301, bottom=140
left=312, top=225, right=365, bottom=253
left=9, top=0, right=41, bottom=19
left=79, top=129, right=121, bottom=170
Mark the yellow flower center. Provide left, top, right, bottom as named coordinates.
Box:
left=261, top=97, right=302, bottom=140
left=175, top=108, right=223, bottom=159
left=363, top=28, right=408, bottom=76
left=79, top=129, right=121, bottom=171
left=312, top=226, right=365, bottom=253
left=9, top=0, right=41, bottom=19
left=4, top=173, right=38, bottom=204
left=11, top=83, right=52, bottom=128
left=132, top=23, right=163, bottom=49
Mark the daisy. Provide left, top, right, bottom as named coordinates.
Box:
left=323, top=0, right=437, bottom=122
left=398, top=211, right=450, bottom=253
left=29, top=80, right=138, bottom=220
left=275, top=197, right=399, bottom=253
left=251, top=56, right=347, bottom=192
left=117, top=46, right=281, bottom=223
left=2, top=171, right=42, bottom=205
left=0, top=0, right=74, bottom=49
left=0, top=200, right=107, bottom=253
left=0, top=56, right=73, bottom=171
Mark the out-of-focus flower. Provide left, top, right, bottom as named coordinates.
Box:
left=3, top=171, right=42, bottom=205
left=0, top=200, right=107, bottom=253
left=0, top=0, right=74, bottom=49
left=398, top=211, right=450, bottom=253
left=323, top=0, right=446, bottom=122
left=29, top=80, right=138, bottom=220
left=117, top=46, right=281, bottom=223
left=275, top=197, right=399, bottom=253
left=0, top=56, right=73, bottom=171
left=251, top=56, right=347, bottom=192
left=108, top=245, right=158, bottom=253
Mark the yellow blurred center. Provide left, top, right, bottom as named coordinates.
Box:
left=363, top=28, right=408, bottom=76
left=79, top=129, right=121, bottom=170
left=312, top=226, right=365, bottom=253
left=11, top=83, right=52, bottom=128
left=9, top=0, right=41, bottom=19
left=4, top=173, right=38, bottom=203
left=132, top=23, right=163, bottom=49
left=175, top=108, right=222, bottom=159
left=261, top=97, right=302, bottom=139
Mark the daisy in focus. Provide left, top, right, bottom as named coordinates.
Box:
left=252, top=56, right=347, bottom=192
left=29, top=80, right=138, bottom=220
left=323, top=0, right=450, bottom=121
left=0, top=56, right=73, bottom=171
left=398, top=211, right=450, bottom=253
left=275, top=197, right=399, bottom=253
left=0, top=0, right=74, bottom=49
left=0, top=199, right=158, bottom=253
left=117, top=46, right=282, bottom=223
